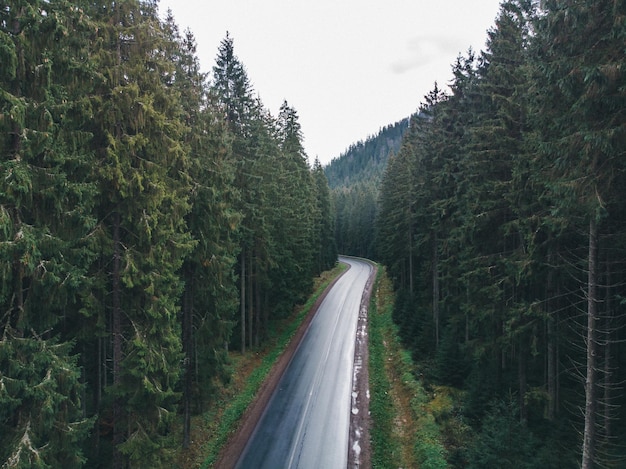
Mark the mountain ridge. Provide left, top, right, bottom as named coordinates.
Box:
left=324, top=117, right=409, bottom=189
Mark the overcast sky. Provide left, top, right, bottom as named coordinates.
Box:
left=160, top=0, right=503, bottom=165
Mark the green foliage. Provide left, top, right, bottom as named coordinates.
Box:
left=414, top=414, right=448, bottom=469
left=368, top=270, right=403, bottom=468
left=0, top=332, right=93, bottom=468
left=369, top=0, right=626, bottom=466
left=80, top=2, right=196, bottom=464
left=466, top=400, right=540, bottom=469
left=328, top=119, right=408, bottom=258
left=434, top=325, right=468, bottom=388
left=325, top=119, right=408, bottom=190
left=312, top=158, right=338, bottom=274
left=211, top=39, right=328, bottom=354
left=2, top=2, right=335, bottom=466
left=0, top=1, right=97, bottom=464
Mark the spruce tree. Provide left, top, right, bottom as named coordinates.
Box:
left=459, top=0, right=538, bottom=418
left=85, top=1, right=193, bottom=465
left=535, top=1, right=626, bottom=465
left=163, top=19, right=240, bottom=447
left=312, top=157, right=337, bottom=274
left=211, top=32, right=258, bottom=351
left=0, top=0, right=96, bottom=465
left=375, top=140, right=417, bottom=293
left=271, top=101, right=317, bottom=308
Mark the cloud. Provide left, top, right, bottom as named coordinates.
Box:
left=391, top=35, right=467, bottom=74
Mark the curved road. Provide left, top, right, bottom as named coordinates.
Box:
left=235, top=257, right=373, bottom=469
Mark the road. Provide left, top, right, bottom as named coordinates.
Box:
left=235, top=257, right=373, bottom=469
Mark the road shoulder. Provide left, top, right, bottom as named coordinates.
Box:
left=348, top=260, right=376, bottom=468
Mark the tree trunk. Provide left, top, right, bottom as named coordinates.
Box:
left=247, top=251, right=253, bottom=349
left=255, top=259, right=262, bottom=347
left=582, top=217, right=599, bottom=469
left=432, top=232, right=440, bottom=349
left=519, top=337, right=528, bottom=425
left=602, top=252, right=612, bottom=441
left=240, top=249, right=246, bottom=353
left=546, top=249, right=557, bottom=421
left=112, top=212, right=124, bottom=469
left=465, top=284, right=470, bottom=342
left=408, top=225, right=414, bottom=295
left=111, top=5, right=124, bottom=465
left=547, top=314, right=557, bottom=421
left=182, top=272, right=193, bottom=448
left=11, top=257, right=24, bottom=336
left=95, top=336, right=103, bottom=456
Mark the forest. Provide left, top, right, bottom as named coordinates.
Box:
left=0, top=1, right=336, bottom=467
left=3, top=0, right=626, bottom=468
left=371, top=0, right=626, bottom=467
left=327, top=119, right=408, bottom=259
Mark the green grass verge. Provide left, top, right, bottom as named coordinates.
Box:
left=200, top=262, right=348, bottom=468
left=368, top=267, right=403, bottom=468
left=369, top=267, right=449, bottom=469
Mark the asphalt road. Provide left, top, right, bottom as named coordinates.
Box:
left=235, top=257, right=373, bottom=469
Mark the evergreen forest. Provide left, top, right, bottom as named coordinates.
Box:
left=3, top=0, right=626, bottom=468
left=0, top=1, right=336, bottom=467
left=370, top=0, right=626, bottom=467
left=327, top=119, right=408, bottom=259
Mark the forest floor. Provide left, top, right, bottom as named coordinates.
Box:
left=369, top=269, right=460, bottom=469
left=382, top=330, right=420, bottom=468
left=368, top=270, right=419, bottom=469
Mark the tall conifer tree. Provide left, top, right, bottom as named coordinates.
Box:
left=536, top=0, right=626, bottom=465
left=0, top=0, right=96, bottom=465
left=211, top=32, right=257, bottom=351
left=271, top=101, right=317, bottom=308
left=160, top=16, right=241, bottom=448
left=85, top=1, right=193, bottom=465
left=312, top=157, right=337, bottom=274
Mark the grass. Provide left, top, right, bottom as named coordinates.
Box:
left=368, top=267, right=450, bottom=469
left=368, top=267, right=404, bottom=468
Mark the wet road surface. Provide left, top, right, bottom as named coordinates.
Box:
left=235, top=257, right=373, bottom=469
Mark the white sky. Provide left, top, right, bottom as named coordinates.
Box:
left=160, top=0, right=503, bottom=165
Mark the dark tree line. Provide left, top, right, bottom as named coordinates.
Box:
left=0, top=1, right=336, bottom=467
left=375, top=0, right=626, bottom=467
left=326, top=120, right=408, bottom=258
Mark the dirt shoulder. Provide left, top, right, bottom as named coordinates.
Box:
left=348, top=261, right=377, bottom=468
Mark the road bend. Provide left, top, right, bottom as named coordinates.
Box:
left=235, top=257, right=373, bottom=469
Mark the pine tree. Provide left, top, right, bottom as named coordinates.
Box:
left=212, top=31, right=254, bottom=136
left=85, top=1, right=194, bottom=465
left=535, top=1, right=626, bottom=465
left=0, top=0, right=96, bottom=465
left=270, top=101, right=317, bottom=309
left=210, top=32, right=258, bottom=352
left=164, top=20, right=241, bottom=448
left=312, top=158, right=338, bottom=274
left=459, top=0, right=538, bottom=420
left=375, top=139, right=416, bottom=292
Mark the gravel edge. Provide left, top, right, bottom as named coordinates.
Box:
left=348, top=261, right=377, bottom=468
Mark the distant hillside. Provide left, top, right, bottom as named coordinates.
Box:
left=324, top=118, right=409, bottom=189
left=325, top=117, right=410, bottom=259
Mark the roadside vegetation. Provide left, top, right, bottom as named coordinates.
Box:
left=0, top=4, right=338, bottom=466
left=369, top=267, right=453, bottom=468
left=357, top=2, right=626, bottom=467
